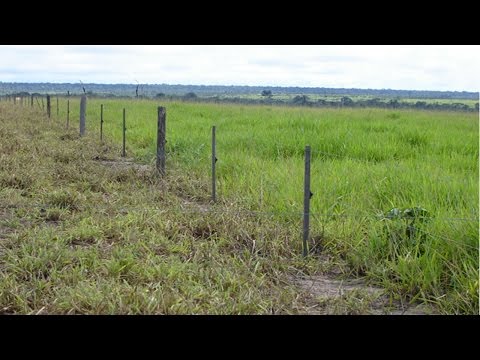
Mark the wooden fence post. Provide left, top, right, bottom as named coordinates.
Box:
left=80, top=95, right=86, bottom=136
left=100, top=104, right=104, bottom=141
left=67, top=99, right=70, bottom=129
left=46, top=95, right=51, bottom=118
left=156, top=107, right=166, bottom=176
left=303, top=145, right=312, bottom=257
left=122, top=108, right=126, bottom=157
left=212, top=125, right=217, bottom=202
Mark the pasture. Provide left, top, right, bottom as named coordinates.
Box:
left=1, top=97, right=478, bottom=313
left=69, top=98, right=479, bottom=313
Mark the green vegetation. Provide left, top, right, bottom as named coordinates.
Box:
left=1, top=97, right=478, bottom=314
left=1, top=82, right=478, bottom=111
left=0, top=103, right=312, bottom=314
left=70, top=98, right=478, bottom=313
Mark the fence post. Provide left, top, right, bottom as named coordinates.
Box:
left=47, top=95, right=51, bottom=118
left=41, top=96, right=44, bottom=111
left=30, top=94, right=33, bottom=108
left=67, top=99, right=70, bottom=129
left=212, top=125, right=217, bottom=202
left=122, top=108, right=126, bottom=157
left=56, top=95, right=59, bottom=117
left=13, top=96, right=16, bottom=105
left=100, top=104, right=104, bottom=141
left=80, top=95, right=86, bottom=136
left=156, top=106, right=166, bottom=176
left=302, top=145, right=312, bottom=257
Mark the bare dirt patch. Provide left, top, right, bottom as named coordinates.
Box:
left=293, top=274, right=436, bottom=315
left=94, top=157, right=151, bottom=175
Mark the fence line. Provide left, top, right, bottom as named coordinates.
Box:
left=2, top=95, right=478, bottom=256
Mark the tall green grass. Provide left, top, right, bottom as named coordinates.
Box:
left=55, top=98, right=478, bottom=313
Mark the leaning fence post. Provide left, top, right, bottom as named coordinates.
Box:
left=156, top=106, right=166, bottom=176
left=80, top=95, right=86, bottom=136
left=122, top=108, right=126, bottom=157
left=100, top=104, right=104, bottom=141
left=47, top=95, right=51, bottom=118
left=302, top=145, right=312, bottom=257
left=212, top=125, right=217, bottom=202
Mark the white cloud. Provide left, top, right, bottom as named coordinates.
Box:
left=0, top=45, right=478, bottom=91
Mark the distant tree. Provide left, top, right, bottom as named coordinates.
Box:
left=184, top=92, right=197, bottom=100
left=414, top=101, right=427, bottom=109
left=341, top=96, right=354, bottom=107
left=388, top=99, right=399, bottom=109
left=261, top=90, right=272, bottom=97
left=156, top=93, right=165, bottom=98
left=292, top=95, right=310, bottom=105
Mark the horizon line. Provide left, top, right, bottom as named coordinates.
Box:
left=0, top=81, right=478, bottom=94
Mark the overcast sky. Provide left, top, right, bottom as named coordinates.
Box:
left=0, top=45, right=478, bottom=92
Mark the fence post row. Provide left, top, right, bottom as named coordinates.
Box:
left=5, top=96, right=316, bottom=258
left=122, top=108, right=126, bottom=157
left=80, top=95, right=86, bottom=136
left=212, top=125, right=217, bottom=203
left=156, top=106, right=166, bottom=176
left=303, top=145, right=312, bottom=257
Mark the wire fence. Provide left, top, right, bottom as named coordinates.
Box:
left=1, top=95, right=478, bottom=255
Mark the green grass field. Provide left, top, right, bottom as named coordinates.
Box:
left=3, top=97, right=479, bottom=313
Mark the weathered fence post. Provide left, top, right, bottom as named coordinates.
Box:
left=46, top=95, right=51, bottom=118
left=80, top=95, right=86, bottom=136
left=67, top=99, right=70, bottom=129
left=156, top=106, right=166, bottom=176
left=302, top=145, right=312, bottom=257
left=212, top=125, right=217, bottom=202
left=122, top=108, right=126, bottom=157
left=100, top=104, right=104, bottom=141
left=13, top=96, right=16, bottom=105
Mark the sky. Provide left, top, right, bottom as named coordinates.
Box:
left=0, top=45, right=478, bottom=92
